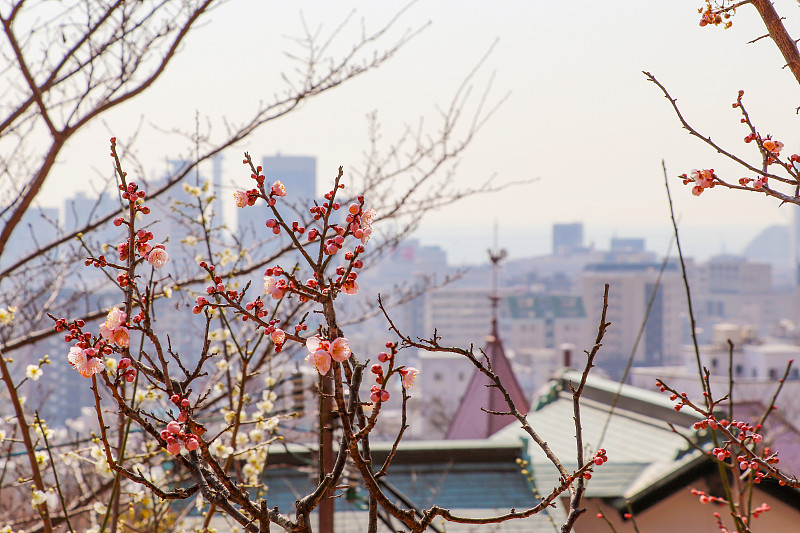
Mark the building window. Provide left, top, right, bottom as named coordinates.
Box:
left=711, top=358, right=718, bottom=369
left=735, top=365, right=743, bottom=377
left=769, top=368, right=779, bottom=380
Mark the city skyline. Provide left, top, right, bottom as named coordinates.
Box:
left=29, top=2, right=800, bottom=268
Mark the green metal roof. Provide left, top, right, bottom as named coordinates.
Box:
left=505, top=294, right=586, bottom=319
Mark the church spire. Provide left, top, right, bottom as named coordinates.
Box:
left=446, top=227, right=529, bottom=440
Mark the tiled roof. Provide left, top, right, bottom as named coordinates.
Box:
left=493, top=370, right=702, bottom=501
left=186, top=438, right=567, bottom=533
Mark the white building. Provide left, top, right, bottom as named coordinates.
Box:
left=630, top=323, right=800, bottom=427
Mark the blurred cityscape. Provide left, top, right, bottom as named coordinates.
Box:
left=8, top=153, right=800, bottom=528
left=11, top=153, right=800, bottom=429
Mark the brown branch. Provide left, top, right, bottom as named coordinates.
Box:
left=750, top=0, right=800, bottom=87
left=561, top=283, right=610, bottom=533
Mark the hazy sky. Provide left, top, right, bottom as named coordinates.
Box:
left=39, top=1, right=800, bottom=264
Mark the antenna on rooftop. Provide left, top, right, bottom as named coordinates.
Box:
left=488, top=220, right=507, bottom=337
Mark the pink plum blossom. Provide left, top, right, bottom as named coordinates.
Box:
left=68, top=346, right=104, bottom=378
left=233, top=190, right=248, bottom=208
left=166, top=441, right=181, bottom=455
left=306, top=349, right=331, bottom=375
left=359, top=208, right=376, bottom=244
left=271, top=180, right=287, bottom=196
left=270, top=328, right=286, bottom=345
left=146, top=245, right=169, bottom=268
left=113, top=328, right=130, bottom=348
left=263, top=276, right=286, bottom=300
left=330, top=337, right=351, bottom=362
left=100, top=307, right=130, bottom=347
left=105, top=307, right=126, bottom=330
left=342, top=280, right=359, bottom=295
left=400, top=367, right=419, bottom=389
left=306, top=335, right=324, bottom=353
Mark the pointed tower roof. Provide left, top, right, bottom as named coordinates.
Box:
left=446, top=239, right=529, bottom=440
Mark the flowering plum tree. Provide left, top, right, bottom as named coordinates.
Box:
left=0, top=137, right=613, bottom=533
left=649, top=1, right=800, bottom=205
left=635, top=3, right=800, bottom=531
left=0, top=5, right=514, bottom=529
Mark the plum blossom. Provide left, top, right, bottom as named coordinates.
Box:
left=359, top=208, right=376, bottom=244
left=116, top=242, right=129, bottom=262
left=105, top=306, right=126, bottom=330
left=100, top=307, right=130, bottom=348
left=763, top=139, right=784, bottom=156
left=681, top=169, right=716, bottom=196
left=146, top=244, right=169, bottom=268
left=304, top=335, right=351, bottom=373
left=342, top=279, right=359, bottom=295
left=26, top=365, right=42, bottom=381
left=68, top=346, right=104, bottom=378
left=399, top=367, right=419, bottom=389
left=263, top=275, right=286, bottom=300
left=306, top=349, right=331, bottom=374
left=233, top=190, right=248, bottom=208
left=330, top=337, right=351, bottom=362
left=271, top=180, right=287, bottom=196
left=270, top=328, right=286, bottom=345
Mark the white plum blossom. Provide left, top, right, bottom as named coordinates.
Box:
left=25, top=365, right=42, bottom=381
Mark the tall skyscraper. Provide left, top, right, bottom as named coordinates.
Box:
left=552, top=222, right=584, bottom=256
left=236, top=154, right=317, bottom=253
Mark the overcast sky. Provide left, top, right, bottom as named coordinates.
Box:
left=40, top=1, right=800, bottom=264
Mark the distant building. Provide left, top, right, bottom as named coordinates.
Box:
left=552, top=222, right=583, bottom=256
left=236, top=154, right=317, bottom=260
left=422, top=287, right=514, bottom=348
left=692, top=254, right=795, bottom=338
left=503, top=293, right=587, bottom=351
left=1, top=206, right=60, bottom=267
left=581, top=261, right=685, bottom=377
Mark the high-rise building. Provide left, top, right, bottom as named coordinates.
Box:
left=236, top=155, right=317, bottom=256
left=581, top=261, right=685, bottom=378
left=552, top=222, right=583, bottom=256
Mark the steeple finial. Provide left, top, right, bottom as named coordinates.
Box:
left=488, top=220, right=507, bottom=337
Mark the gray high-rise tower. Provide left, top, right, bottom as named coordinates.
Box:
left=237, top=154, right=317, bottom=237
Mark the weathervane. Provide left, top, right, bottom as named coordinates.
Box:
left=488, top=220, right=507, bottom=335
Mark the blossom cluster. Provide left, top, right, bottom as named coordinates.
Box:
left=0, top=305, right=17, bottom=325
left=680, top=168, right=717, bottom=196
left=60, top=307, right=137, bottom=381
left=305, top=336, right=351, bottom=375
left=368, top=343, right=419, bottom=404
left=698, top=2, right=733, bottom=29
left=99, top=306, right=130, bottom=348
left=110, top=177, right=169, bottom=270
left=160, top=393, right=201, bottom=455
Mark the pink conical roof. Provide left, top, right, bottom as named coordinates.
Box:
left=446, top=319, right=529, bottom=440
